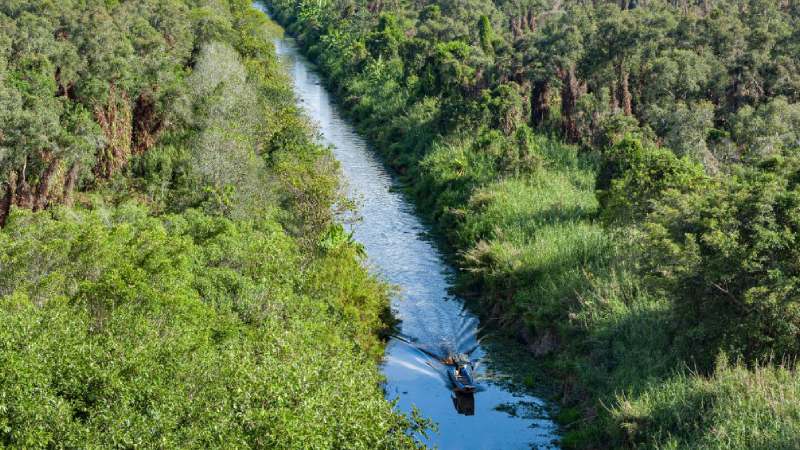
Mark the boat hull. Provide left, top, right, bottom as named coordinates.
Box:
left=447, top=366, right=477, bottom=393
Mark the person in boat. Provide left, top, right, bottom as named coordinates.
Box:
left=449, top=361, right=477, bottom=394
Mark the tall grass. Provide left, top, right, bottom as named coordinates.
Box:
left=612, top=357, right=800, bottom=449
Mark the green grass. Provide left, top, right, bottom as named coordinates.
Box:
left=611, top=358, right=800, bottom=450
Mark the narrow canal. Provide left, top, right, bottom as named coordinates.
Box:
left=264, top=9, right=560, bottom=449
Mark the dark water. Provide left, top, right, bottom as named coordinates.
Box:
left=262, top=9, right=559, bottom=449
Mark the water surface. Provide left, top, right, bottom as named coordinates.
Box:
left=267, top=14, right=559, bottom=449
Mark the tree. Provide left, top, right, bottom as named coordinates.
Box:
left=478, top=15, right=495, bottom=55
left=730, top=97, right=800, bottom=161
left=642, top=153, right=800, bottom=365
left=598, top=136, right=706, bottom=223
left=537, top=7, right=591, bottom=142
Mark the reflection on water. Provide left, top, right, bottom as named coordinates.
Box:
left=453, top=392, right=476, bottom=416
left=264, top=8, right=559, bottom=448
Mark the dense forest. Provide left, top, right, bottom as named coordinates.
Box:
left=0, top=1, right=425, bottom=447
left=265, top=0, right=800, bottom=448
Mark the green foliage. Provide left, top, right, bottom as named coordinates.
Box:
left=258, top=1, right=800, bottom=448
left=730, top=97, right=800, bottom=162
left=0, top=206, right=418, bottom=449
left=0, top=2, right=424, bottom=448
left=478, top=16, right=494, bottom=55
left=598, top=137, right=706, bottom=224
left=641, top=154, right=800, bottom=365
left=366, top=14, right=404, bottom=59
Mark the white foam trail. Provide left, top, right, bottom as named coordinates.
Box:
left=385, top=355, right=441, bottom=380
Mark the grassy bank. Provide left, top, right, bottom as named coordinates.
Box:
left=262, top=1, right=800, bottom=448
left=0, top=1, right=422, bottom=447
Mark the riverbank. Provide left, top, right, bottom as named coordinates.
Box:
left=261, top=2, right=800, bottom=449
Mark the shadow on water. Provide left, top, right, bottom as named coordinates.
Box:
left=453, top=392, right=476, bottom=416
left=257, top=4, right=560, bottom=448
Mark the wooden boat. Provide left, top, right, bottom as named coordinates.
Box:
left=447, top=363, right=477, bottom=393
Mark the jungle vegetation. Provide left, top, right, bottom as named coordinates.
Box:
left=264, top=0, right=800, bottom=448
left=0, top=1, right=424, bottom=448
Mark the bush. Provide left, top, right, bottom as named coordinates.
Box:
left=640, top=154, right=800, bottom=366
left=0, top=207, right=419, bottom=449
left=598, top=137, right=706, bottom=224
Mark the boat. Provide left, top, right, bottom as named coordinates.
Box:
left=447, top=362, right=477, bottom=393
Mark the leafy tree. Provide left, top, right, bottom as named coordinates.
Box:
left=478, top=15, right=495, bottom=55
left=598, top=136, right=706, bottom=223
left=730, top=97, right=800, bottom=161
left=642, top=153, right=800, bottom=365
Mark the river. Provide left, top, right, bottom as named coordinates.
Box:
left=264, top=9, right=559, bottom=449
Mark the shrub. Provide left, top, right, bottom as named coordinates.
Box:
left=640, top=154, right=800, bottom=365
left=598, top=136, right=706, bottom=224
left=0, top=207, right=419, bottom=449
